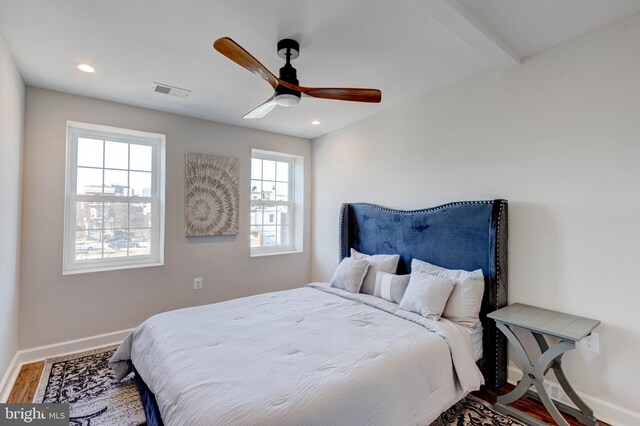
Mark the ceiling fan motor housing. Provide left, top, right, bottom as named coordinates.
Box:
left=276, top=64, right=301, bottom=97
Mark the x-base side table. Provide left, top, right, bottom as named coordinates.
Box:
left=488, top=303, right=600, bottom=426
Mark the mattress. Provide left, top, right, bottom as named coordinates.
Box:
left=112, top=283, right=484, bottom=425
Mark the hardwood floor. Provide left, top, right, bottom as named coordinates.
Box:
left=6, top=361, right=44, bottom=403
left=8, top=361, right=607, bottom=425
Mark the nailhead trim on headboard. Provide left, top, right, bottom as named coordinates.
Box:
left=352, top=200, right=489, bottom=214
left=339, top=203, right=348, bottom=261
left=495, top=200, right=504, bottom=386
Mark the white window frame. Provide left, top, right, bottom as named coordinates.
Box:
left=63, top=121, right=166, bottom=274
left=250, top=148, right=303, bottom=257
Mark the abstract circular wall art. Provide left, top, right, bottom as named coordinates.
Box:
left=185, top=152, right=239, bottom=236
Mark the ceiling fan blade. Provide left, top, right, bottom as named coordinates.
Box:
left=213, top=37, right=278, bottom=89
left=243, top=96, right=278, bottom=119
left=277, top=81, right=381, bottom=103
left=301, top=87, right=382, bottom=103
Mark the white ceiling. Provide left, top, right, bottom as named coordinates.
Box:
left=1, top=0, right=639, bottom=139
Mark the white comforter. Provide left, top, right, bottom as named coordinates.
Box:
left=111, top=283, right=484, bottom=426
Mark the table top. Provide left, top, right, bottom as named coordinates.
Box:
left=487, top=303, right=600, bottom=341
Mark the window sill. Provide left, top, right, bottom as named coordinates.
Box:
left=63, top=261, right=164, bottom=275
left=250, top=249, right=303, bottom=258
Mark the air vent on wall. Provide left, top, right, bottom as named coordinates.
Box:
left=152, top=82, right=191, bottom=98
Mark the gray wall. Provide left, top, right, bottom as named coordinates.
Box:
left=312, top=14, right=640, bottom=420
left=20, top=88, right=311, bottom=348
left=0, top=34, right=24, bottom=380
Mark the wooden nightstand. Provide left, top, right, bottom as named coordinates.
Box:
left=487, top=303, right=600, bottom=426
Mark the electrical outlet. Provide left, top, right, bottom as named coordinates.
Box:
left=580, top=332, right=599, bottom=354
left=193, top=277, right=203, bottom=290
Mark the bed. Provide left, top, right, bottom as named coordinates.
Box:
left=110, top=199, right=508, bottom=426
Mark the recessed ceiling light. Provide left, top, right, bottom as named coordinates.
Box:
left=77, top=64, right=95, bottom=73
left=311, top=120, right=320, bottom=125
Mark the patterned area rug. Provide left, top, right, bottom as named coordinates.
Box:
left=33, top=346, right=523, bottom=426
left=433, top=395, right=526, bottom=425
left=33, top=345, right=145, bottom=426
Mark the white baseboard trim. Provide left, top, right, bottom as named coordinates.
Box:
left=0, top=351, right=21, bottom=403
left=508, top=364, right=640, bottom=426
left=0, top=328, right=133, bottom=403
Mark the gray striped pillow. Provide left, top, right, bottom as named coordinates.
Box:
left=374, top=271, right=411, bottom=303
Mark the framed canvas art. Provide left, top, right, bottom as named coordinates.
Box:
left=185, top=152, right=239, bottom=236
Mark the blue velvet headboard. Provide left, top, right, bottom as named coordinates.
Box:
left=339, top=200, right=508, bottom=390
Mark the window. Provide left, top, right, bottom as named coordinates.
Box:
left=250, top=149, right=303, bottom=256
left=63, top=121, right=165, bottom=274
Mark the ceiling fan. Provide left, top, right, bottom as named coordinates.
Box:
left=213, top=37, right=382, bottom=119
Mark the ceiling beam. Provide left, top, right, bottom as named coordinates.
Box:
left=414, top=0, right=521, bottom=68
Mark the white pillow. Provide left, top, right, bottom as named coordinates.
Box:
left=330, top=257, right=370, bottom=293
left=399, top=271, right=454, bottom=320
left=350, top=248, right=400, bottom=296
left=374, top=271, right=411, bottom=304
left=411, top=258, right=485, bottom=328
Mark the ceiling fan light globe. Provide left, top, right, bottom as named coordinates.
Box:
left=275, top=94, right=300, bottom=107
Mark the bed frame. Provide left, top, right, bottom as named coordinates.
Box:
left=339, top=200, right=508, bottom=390
left=134, top=199, right=508, bottom=424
